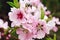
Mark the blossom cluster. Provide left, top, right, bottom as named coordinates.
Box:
left=0, top=0, right=60, bottom=40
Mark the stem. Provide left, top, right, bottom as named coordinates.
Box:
left=54, top=34, right=56, bottom=40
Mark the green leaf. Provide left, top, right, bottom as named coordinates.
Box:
left=10, top=28, right=18, bottom=40
left=13, top=0, right=20, bottom=8
left=54, top=34, right=56, bottom=40
left=13, top=0, right=18, bottom=5
left=41, top=7, right=45, bottom=19
left=7, top=2, right=15, bottom=7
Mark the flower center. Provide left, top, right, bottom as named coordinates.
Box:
left=23, top=29, right=28, bottom=33
left=37, top=23, right=43, bottom=30
left=17, top=12, right=23, bottom=19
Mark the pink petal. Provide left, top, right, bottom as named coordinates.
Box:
left=16, top=28, right=23, bottom=34
left=23, top=23, right=33, bottom=32
left=45, top=10, right=51, bottom=15
left=36, top=30, right=45, bottom=39
left=52, top=27, right=58, bottom=32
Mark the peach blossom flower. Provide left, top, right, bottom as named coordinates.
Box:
left=16, top=28, right=34, bottom=40
left=8, top=7, right=26, bottom=27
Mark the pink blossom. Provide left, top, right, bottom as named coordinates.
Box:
left=44, top=17, right=59, bottom=33
left=44, top=18, right=59, bottom=33
left=17, top=18, right=46, bottom=39
left=52, top=17, right=60, bottom=25
left=16, top=28, right=34, bottom=40
left=8, top=0, right=60, bottom=40
left=32, top=19, right=46, bottom=39
left=0, top=19, right=8, bottom=29
left=8, top=7, right=26, bottom=27
left=46, top=20, right=56, bottom=30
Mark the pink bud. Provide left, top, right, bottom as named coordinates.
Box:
left=45, top=10, right=51, bottom=15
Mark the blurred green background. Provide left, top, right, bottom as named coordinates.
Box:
left=41, top=0, right=60, bottom=18
left=0, top=0, right=60, bottom=40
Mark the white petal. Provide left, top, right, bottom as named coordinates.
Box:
left=47, top=20, right=55, bottom=30
left=36, top=30, right=45, bottom=39
left=3, top=22, right=8, bottom=29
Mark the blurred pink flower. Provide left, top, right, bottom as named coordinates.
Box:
left=32, top=20, right=46, bottom=39
left=8, top=0, right=60, bottom=40
left=16, top=28, right=34, bottom=40
left=8, top=7, right=26, bottom=27
left=52, top=17, right=60, bottom=25
left=46, top=20, right=56, bottom=30
left=16, top=18, right=47, bottom=39
left=0, top=19, right=8, bottom=29
left=44, top=17, right=59, bottom=33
